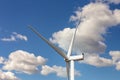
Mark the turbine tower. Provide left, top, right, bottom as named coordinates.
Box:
left=29, top=21, right=84, bottom=80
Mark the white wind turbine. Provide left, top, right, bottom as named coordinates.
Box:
left=29, top=20, right=84, bottom=80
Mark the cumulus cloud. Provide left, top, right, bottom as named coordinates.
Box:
left=0, top=57, right=4, bottom=64
left=3, top=50, right=47, bottom=74
left=51, top=3, right=120, bottom=54
left=83, top=54, right=113, bottom=67
left=109, top=51, right=120, bottom=70
left=50, top=2, right=120, bottom=67
left=0, top=70, right=19, bottom=80
left=114, top=9, right=120, bottom=23
left=1, top=35, right=16, bottom=42
left=115, top=62, right=120, bottom=70
left=13, top=32, right=28, bottom=41
left=1, top=32, right=27, bottom=42
left=1, top=50, right=81, bottom=78
left=41, top=65, right=80, bottom=78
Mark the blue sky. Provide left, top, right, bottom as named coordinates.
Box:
left=0, top=0, right=120, bottom=80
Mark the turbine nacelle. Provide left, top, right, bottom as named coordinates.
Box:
left=65, top=53, right=84, bottom=62
left=69, top=54, right=84, bottom=61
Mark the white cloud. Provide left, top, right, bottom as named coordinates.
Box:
left=12, top=32, right=28, bottom=41
left=114, top=9, right=120, bottom=23
left=51, top=3, right=118, bottom=54
left=1, top=50, right=80, bottom=78
left=116, top=62, right=120, bottom=70
left=41, top=65, right=80, bottom=78
left=3, top=50, right=47, bottom=74
left=82, top=50, right=120, bottom=70
left=109, top=51, right=120, bottom=70
left=1, top=35, right=16, bottom=42
left=0, top=70, right=19, bottom=80
left=109, top=51, right=120, bottom=63
left=50, top=3, right=120, bottom=67
left=0, top=57, right=4, bottom=64
left=1, top=32, right=28, bottom=42
left=83, top=54, right=113, bottom=67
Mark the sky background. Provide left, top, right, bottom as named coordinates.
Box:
left=0, top=0, right=120, bottom=80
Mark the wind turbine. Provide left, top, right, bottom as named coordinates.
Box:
left=29, top=21, right=84, bottom=80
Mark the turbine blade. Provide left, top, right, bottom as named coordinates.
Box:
left=67, top=22, right=80, bottom=57
left=67, top=13, right=82, bottom=57
left=28, top=26, right=68, bottom=59
left=66, top=61, right=70, bottom=80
